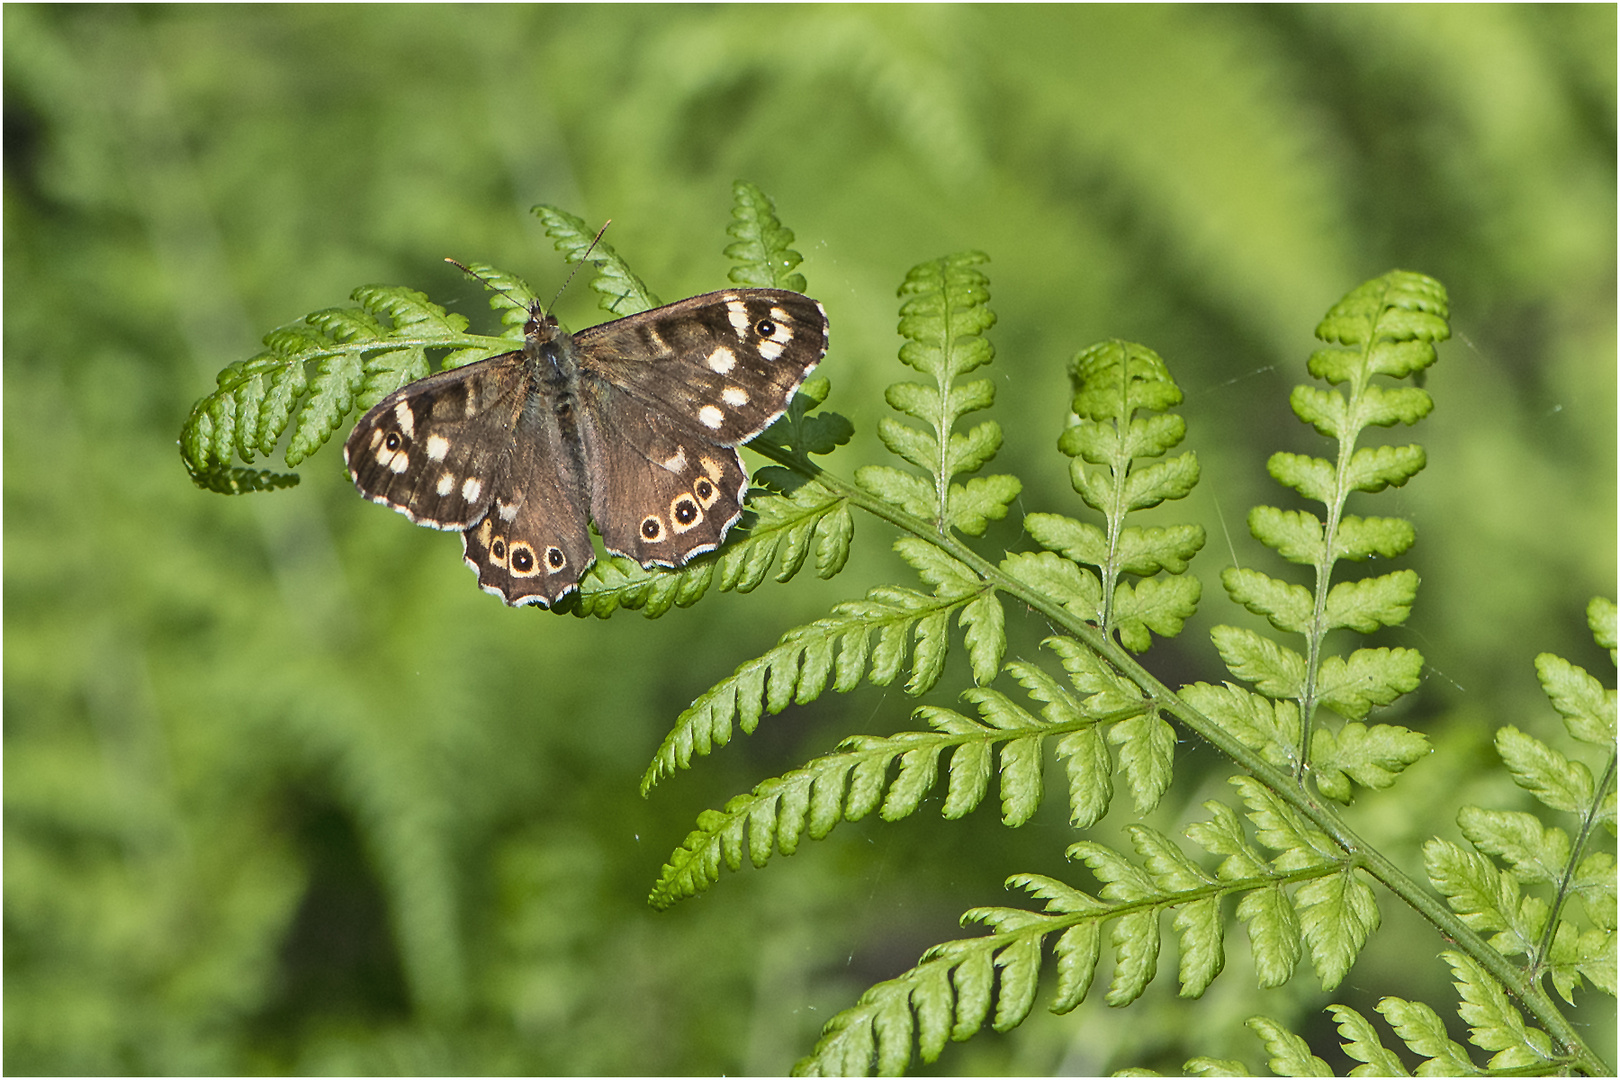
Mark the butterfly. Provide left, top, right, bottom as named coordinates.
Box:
left=343, top=288, right=828, bottom=606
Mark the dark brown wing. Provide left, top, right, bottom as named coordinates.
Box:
left=343, top=352, right=527, bottom=530
left=459, top=404, right=596, bottom=607
left=572, top=289, right=828, bottom=446
left=576, top=393, right=749, bottom=567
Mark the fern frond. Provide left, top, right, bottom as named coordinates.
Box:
left=792, top=879, right=1110, bottom=1077
left=648, top=718, right=1007, bottom=910
left=180, top=284, right=517, bottom=489
left=1427, top=616, right=1617, bottom=1009
left=571, top=475, right=853, bottom=619
left=1208, top=270, right=1449, bottom=800
left=792, top=788, right=1402, bottom=1076
left=858, top=251, right=1019, bottom=536
left=530, top=204, right=660, bottom=317
left=724, top=178, right=809, bottom=292
left=641, top=584, right=962, bottom=791
left=648, top=652, right=1160, bottom=905
left=1026, top=339, right=1205, bottom=653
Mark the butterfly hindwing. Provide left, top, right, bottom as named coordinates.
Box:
left=460, top=405, right=596, bottom=607
left=578, top=397, right=749, bottom=567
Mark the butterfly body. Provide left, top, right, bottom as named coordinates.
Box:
left=344, top=289, right=828, bottom=607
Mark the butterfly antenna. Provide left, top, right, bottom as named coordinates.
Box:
left=549, top=219, right=612, bottom=312
left=443, top=257, right=536, bottom=320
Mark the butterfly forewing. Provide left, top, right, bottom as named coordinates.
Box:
left=343, top=355, right=529, bottom=530
left=575, top=290, right=828, bottom=446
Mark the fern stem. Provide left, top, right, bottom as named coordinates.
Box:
left=1297, top=341, right=1373, bottom=783
left=925, top=296, right=964, bottom=535
left=1096, top=375, right=1132, bottom=637
left=1533, top=747, right=1618, bottom=981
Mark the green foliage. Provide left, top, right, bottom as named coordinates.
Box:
left=648, top=638, right=1176, bottom=908
left=1204, top=271, right=1445, bottom=800
left=9, top=7, right=1615, bottom=1076
left=654, top=249, right=1605, bottom=1075
left=725, top=178, right=811, bottom=293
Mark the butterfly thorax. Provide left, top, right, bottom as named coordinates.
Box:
left=525, top=311, right=580, bottom=387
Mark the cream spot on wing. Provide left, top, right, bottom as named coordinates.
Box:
left=393, top=401, right=415, bottom=438
left=760, top=308, right=794, bottom=361
left=662, top=447, right=688, bottom=472
left=426, top=434, right=451, bottom=461
left=698, top=405, right=725, bottom=429
left=388, top=451, right=410, bottom=474
left=462, top=476, right=482, bottom=504
left=722, top=386, right=749, bottom=407
left=497, top=499, right=519, bottom=522
left=699, top=455, right=724, bottom=480
left=437, top=472, right=455, bottom=496
left=706, top=346, right=736, bottom=374
left=726, top=300, right=750, bottom=337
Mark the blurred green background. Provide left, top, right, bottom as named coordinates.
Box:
left=5, top=5, right=1614, bottom=1075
